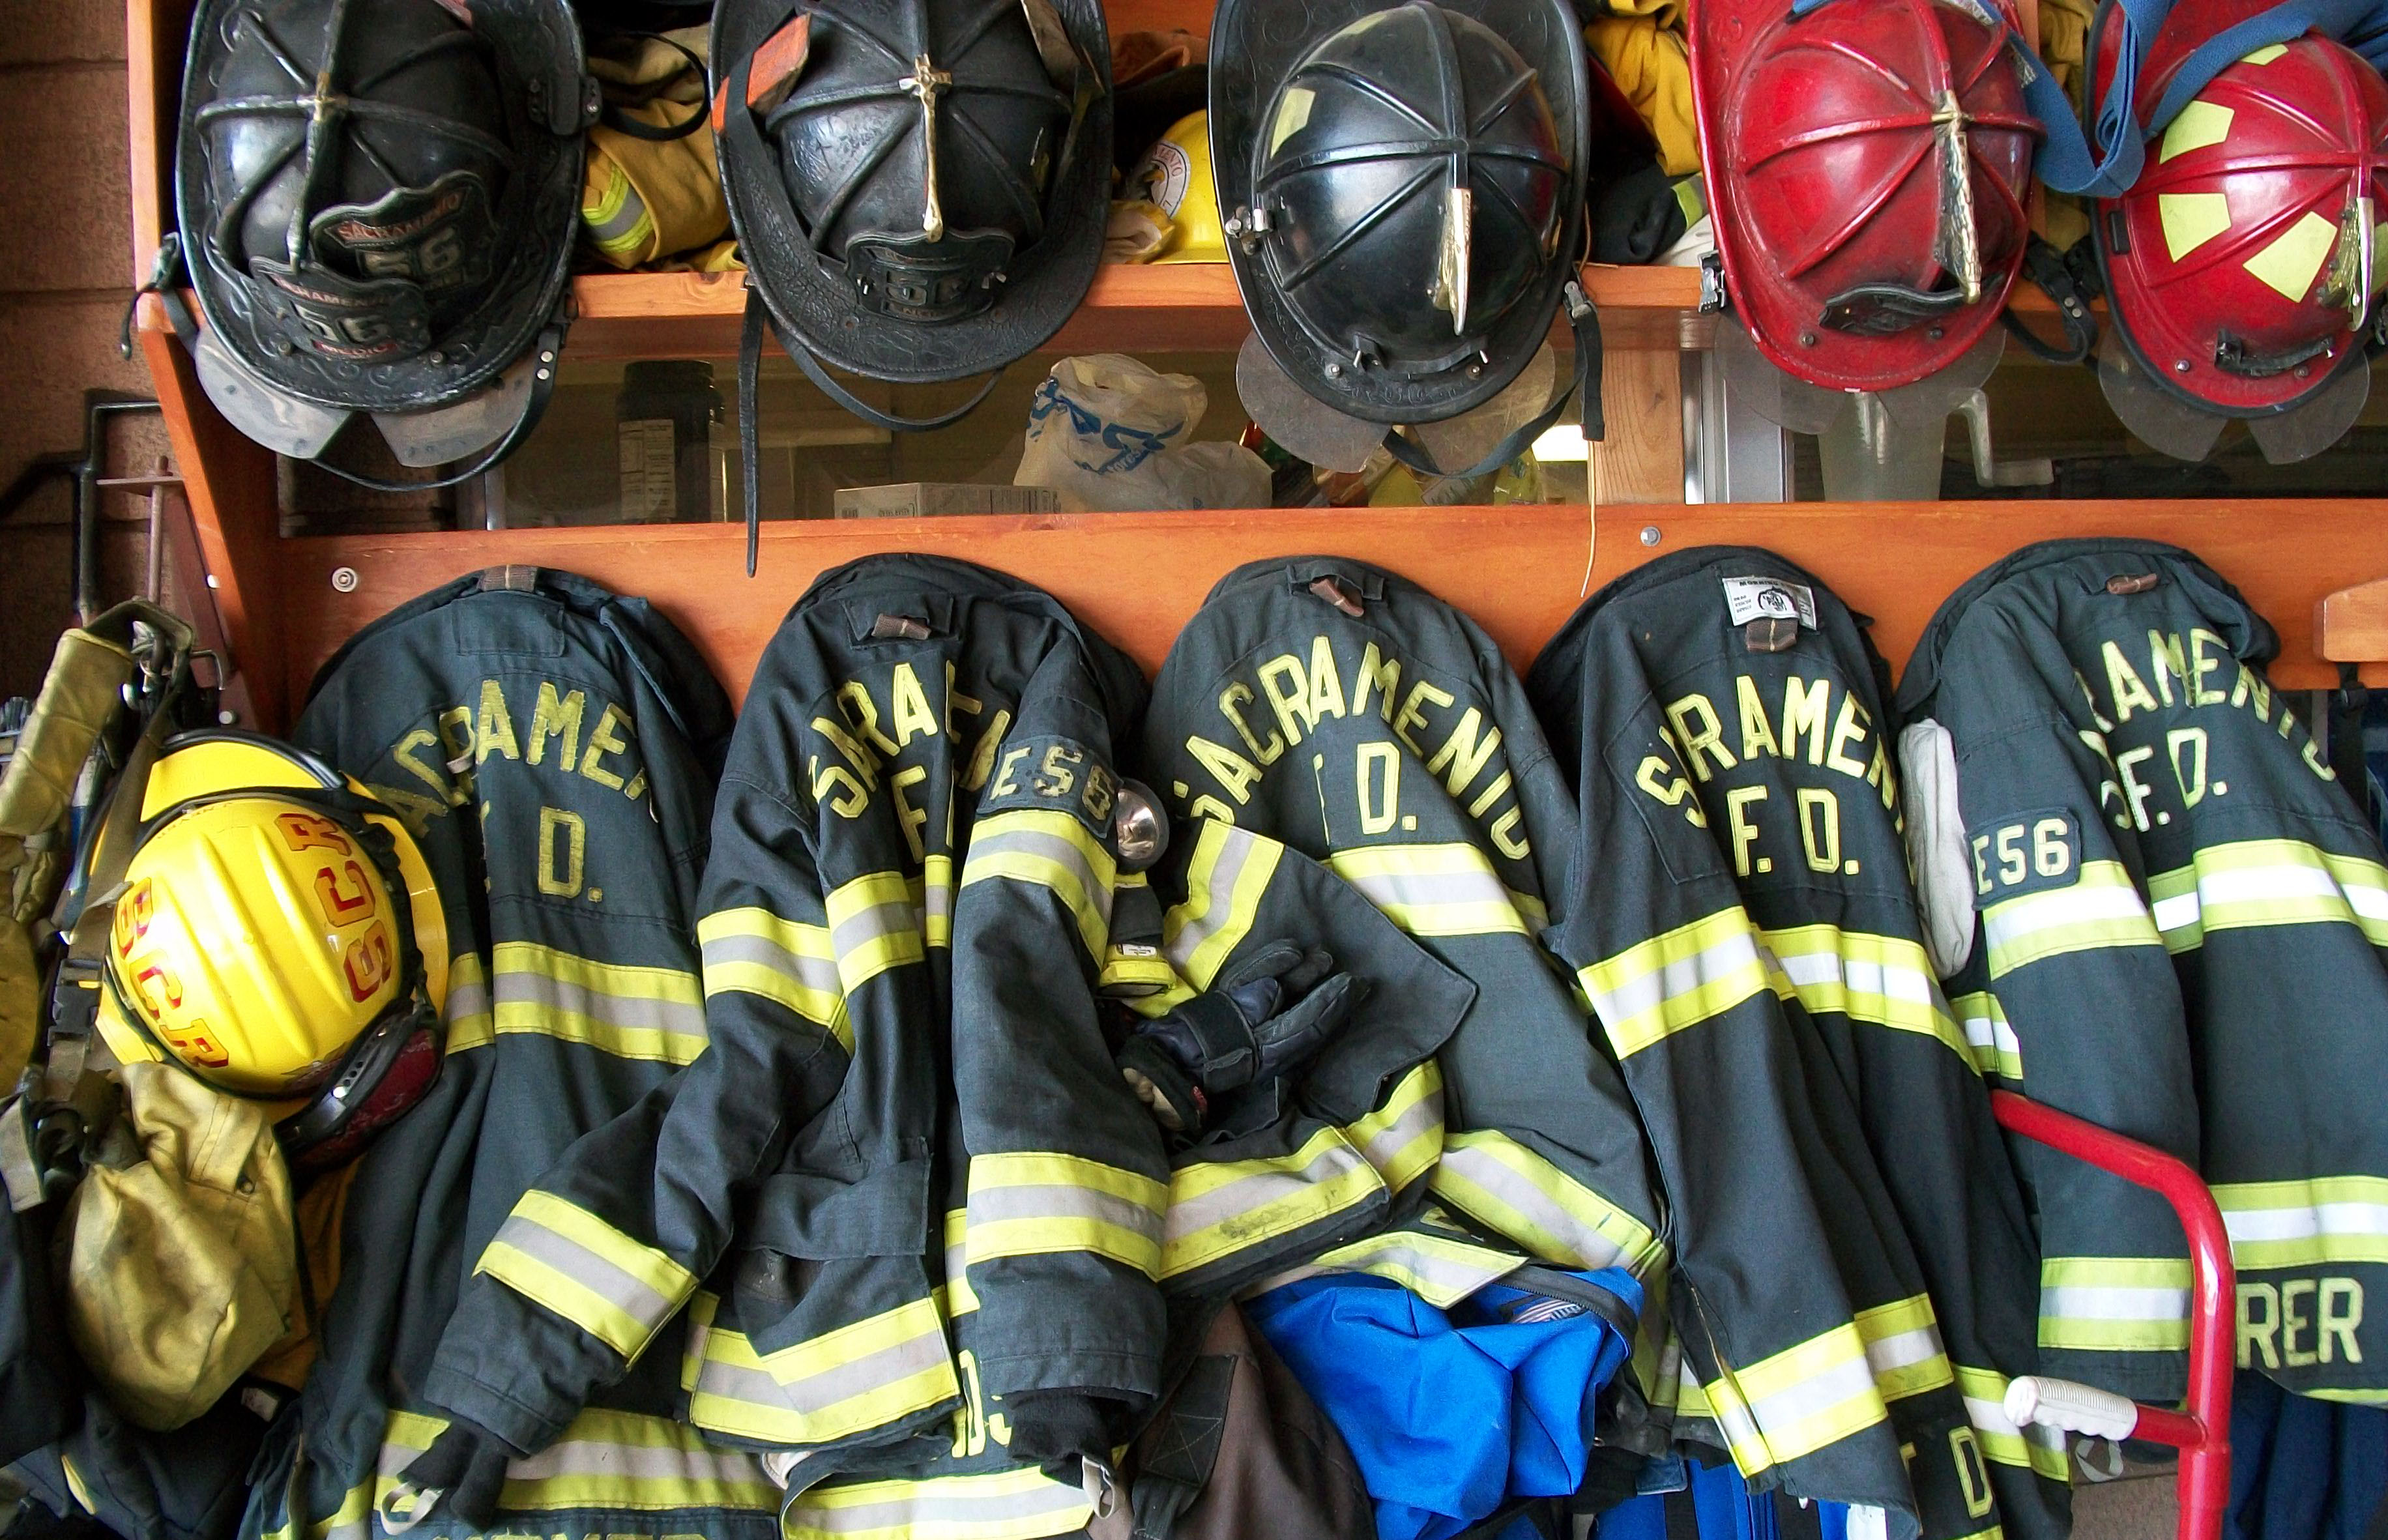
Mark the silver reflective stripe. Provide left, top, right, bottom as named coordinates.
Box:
left=1586, top=926, right=1765, bottom=1032
left=1163, top=1139, right=1373, bottom=1244
left=968, top=824, right=1114, bottom=925
left=1167, top=826, right=1259, bottom=970
left=701, top=933, right=840, bottom=998
left=490, top=1213, right=680, bottom=1336
left=966, top=1182, right=1160, bottom=1236
left=1436, top=1144, right=1631, bottom=1270
left=2224, top=1197, right=2388, bottom=1246
left=1356, top=1081, right=1442, bottom=1178
left=497, top=970, right=708, bottom=1047
left=1247, top=1235, right=1518, bottom=1306
left=699, top=1329, right=952, bottom=1410
left=1747, top=1350, right=1878, bottom=1440
left=2041, top=1284, right=2190, bottom=1322
left=832, top=895, right=917, bottom=963
left=786, top=1475, right=1088, bottom=1535
left=1862, top=1320, right=1946, bottom=1393
left=444, top=970, right=492, bottom=1026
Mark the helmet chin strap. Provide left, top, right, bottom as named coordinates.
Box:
left=1382, top=281, right=1605, bottom=482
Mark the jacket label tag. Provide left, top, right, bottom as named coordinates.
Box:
left=1721, top=577, right=1818, bottom=630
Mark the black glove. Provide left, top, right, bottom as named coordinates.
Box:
left=1116, top=945, right=1358, bottom=1135
left=1002, top=1388, right=1130, bottom=1483
left=381, top=1419, right=521, bottom=1532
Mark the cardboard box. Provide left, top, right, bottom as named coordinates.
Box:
left=834, top=483, right=1059, bottom=519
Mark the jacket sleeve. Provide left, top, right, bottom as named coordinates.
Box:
left=1923, top=688, right=2199, bottom=1404
left=948, top=647, right=1171, bottom=1408
left=1131, top=819, right=1481, bottom=1297
left=423, top=713, right=853, bottom=1452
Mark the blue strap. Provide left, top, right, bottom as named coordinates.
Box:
left=2145, top=0, right=2388, bottom=131
left=1782, top=0, right=2161, bottom=194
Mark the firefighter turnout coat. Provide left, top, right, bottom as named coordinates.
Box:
left=1897, top=538, right=2388, bottom=1406
left=1528, top=548, right=2063, bottom=1540
left=1140, top=558, right=1663, bottom=1320
left=240, top=568, right=778, bottom=1540
left=420, top=557, right=1174, bottom=1539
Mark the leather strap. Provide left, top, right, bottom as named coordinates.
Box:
left=2002, top=234, right=2099, bottom=366
left=741, top=289, right=764, bottom=577
left=1382, top=281, right=1603, bottom=482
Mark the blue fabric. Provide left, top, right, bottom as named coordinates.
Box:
left=1247, top=1270, right=1641, bottom=1540
left=2227, top=1371, right=2388, bottom=1540
left=1592, top=1460, right=1814, bottom=1540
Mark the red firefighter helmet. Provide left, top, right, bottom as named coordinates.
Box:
left=2095, top=32, right=2388, bottom=423
left=1692, top=0, right=2041, bottom=392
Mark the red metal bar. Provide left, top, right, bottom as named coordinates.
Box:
left=1988, top=1090, right=2235, bottom=1540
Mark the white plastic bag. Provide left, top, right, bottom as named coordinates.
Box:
left=1015, top=355, right=1270, bottom=512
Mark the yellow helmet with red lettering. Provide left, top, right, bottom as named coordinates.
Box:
left=102, top=733, right=448, bottom=1169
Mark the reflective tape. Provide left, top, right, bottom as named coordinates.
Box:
left=1955, top=1364, right=2071, bottom=1481
left=581, top=157, right=655, bottom=260
left=961, top=809, right=1116, bottom=961
left=1703, top=1315, right=1892, bottom=1474
left=1762, top=925, right=1972, bottom=1065
left=1854, top=1294, right=1953, bottom=1403
left=1579, top=908, right=1772, bottom=1058
left=2039, top=1255, right=2192, bottom=1352
left=2216, top=1175, right=2388, bottom=1270
left=783, top=1464, right=1093, bottom=1540
left=476, top=1190, right=697, bottom=1361
left=1162, top=1127, right=1384, bottom=1280
left=826, top=871, right=929, bottom=993
left=1345, top=1061, right=1444, bottom=1195
left=1247, top=1224, right=1522, bottom=1307
left=1164, top=821, right=1280, bottom=989
left=698, top=905, right=851, bottom=1049
left=967, top=1151, right=1167, bottom=1277
left=2148, top=839, right=2388, bottom=955
left=1326, top=843, right=1534, bottom=938
left=442, top=952, right=493, bottom=1053
left=1434, top=1129, right=1664, bottom=1275
left=684, top=1294, right=961, bottom=1447
left=1981, top=861, right=2161, bottom=978
left=1949, top=991, right=2023, bottom=1080
left=491, top=942, right=709, bottom=1064
left=917, top=853, right=954, bottom=949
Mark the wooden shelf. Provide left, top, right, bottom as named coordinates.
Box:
left=274, top=499, right=2388, bottom=716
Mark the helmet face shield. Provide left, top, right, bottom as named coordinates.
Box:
left=1212, top=0, right=1590, bottom=426
left=1693, top=0, right=2040, bottom=393
left=177, top=0, right=587, bottom=418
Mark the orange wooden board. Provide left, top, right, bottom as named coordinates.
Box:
left=273, top=500, right=2388, bottom=724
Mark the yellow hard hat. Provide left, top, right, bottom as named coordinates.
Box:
left=1128, top=111, right=1225, bottom=263
left=100, top=733, right=448, bottom=1167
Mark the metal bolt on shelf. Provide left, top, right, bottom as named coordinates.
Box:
left=330, top=566, right=360, bottom=594
left=1640, top=525, right=1663, bottom=546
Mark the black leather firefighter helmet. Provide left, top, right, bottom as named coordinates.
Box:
left=714, top=0, right=1111, bottom=429
left=1212, top=0, right=1591, bottom=427
left=175, top=0, right=589, bottom=479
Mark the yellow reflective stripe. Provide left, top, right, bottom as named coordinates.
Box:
left=783, top=1464, right=1092, bottom=1540
left=1250, top=1225, right=1523, bottom=1308
left=967, top=1151, right=1167, bottom=1276
left=918, top=854, right=954, bottom=950
left=1981, top=861, right=2161, bottom=978
left=826, top=871, right=929, bottom=993
left=2215, top=1175, right=2388, bottom=1270
left=1706, top=1316, right=1892, bottom=1473
left=960, top=807, right=1116, bottom=961
left=1762, top=925, right=1972, bottom=1064
left=2039, top=1255, right=2192, bottom=1352
left=1163, top=821, right=1280, bottom=988
left=1433, top=1128, right=1664, bottom=1275
left=686, top=1296, right=960, bottom=1447
left=374, top=1408, right=779, bottom=1522
left=1579, top=908, right=1772, bottom=1057
left=697, top=905, right=852, bottom=1049
left=581, top=158, right=655, bottom=258
left=2147, top=839, right=2388, bottom=953
left=476, top=1191, right=696, bottom=1359
left=1955, top=1365, right=2072, bottom=1481
left=1162, top=1126, right=1385, bottom=1279
left=1950, top=991, right=2024, bottom=1080
left=442, top=952, right=493, bottom=1053
left=940, top=1208, right=979, bottom=1316
left=1324, top=843, right=1534, bottom=938
left=489, top=941, right=708, bottom=1065
left=1345, top=1060, right=1444, bottom=1194
left=1854, top=1293, right=1953, bottom=1402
